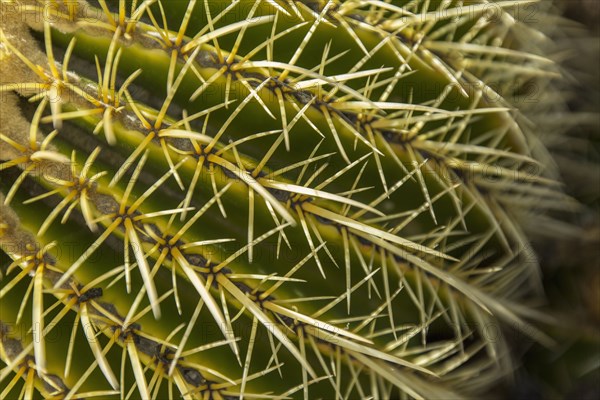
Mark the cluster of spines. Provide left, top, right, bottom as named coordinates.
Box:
left=0, top=199, right=265, bottom=400
left=0, top=98, right=451, bottom=398
left=0, top=0, right=573, bottom=398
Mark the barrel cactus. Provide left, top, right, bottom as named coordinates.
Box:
left=0, top=0, right=577, bottom=398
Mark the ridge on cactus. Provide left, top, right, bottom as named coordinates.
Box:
left=0, top=0, right=579, bottom=399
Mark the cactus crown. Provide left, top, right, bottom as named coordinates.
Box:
left=0, top=0, right=574, bottom=398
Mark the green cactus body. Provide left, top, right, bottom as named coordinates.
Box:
left=0, top=0, right=574, bottom=398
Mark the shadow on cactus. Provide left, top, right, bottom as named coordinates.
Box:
left=0, top=0, right=579, bottom=398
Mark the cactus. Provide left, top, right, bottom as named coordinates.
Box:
left=0, top=0, right=577, bottom=398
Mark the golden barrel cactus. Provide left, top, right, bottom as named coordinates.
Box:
left=0, top=0, right=580, bottom=398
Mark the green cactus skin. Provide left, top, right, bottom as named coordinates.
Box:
left=0, top=0, right=577, bottom=398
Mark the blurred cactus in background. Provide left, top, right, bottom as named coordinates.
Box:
left=0, top=0, right=594, bottom=398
